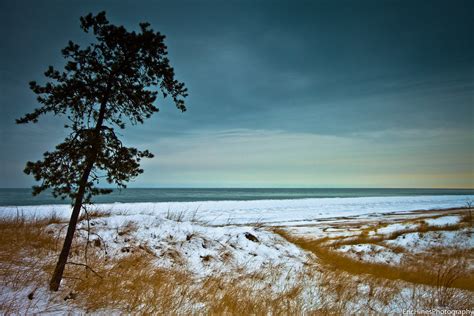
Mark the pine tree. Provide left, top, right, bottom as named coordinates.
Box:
left=16, top=11, right=187, bottom=291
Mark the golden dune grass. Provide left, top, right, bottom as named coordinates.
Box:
left=1, top=211, right=473, bottom=314
left=273, top=212, right=474, bottom=292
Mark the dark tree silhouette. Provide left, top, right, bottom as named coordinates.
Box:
left=16, top=12, right=187, bottom=291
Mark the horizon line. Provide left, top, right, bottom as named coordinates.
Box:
left=1, top=187, right=473, bottom=190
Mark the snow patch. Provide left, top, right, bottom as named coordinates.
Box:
left=423, top=215, right=460, bottom=227
left=376, top=222, right=419, bottom=235
left=64, top=214, right=310, bottom=278
left=384, top=229, right=474, bottom=252
left=336, top=244, right=403, bottom=265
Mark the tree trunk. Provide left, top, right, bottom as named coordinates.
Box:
left=49, top=160, right=95, bottom=291
left=49, top=90, right=109, bottom=291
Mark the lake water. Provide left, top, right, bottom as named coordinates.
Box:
left=1, top=188, right=473, bottom=206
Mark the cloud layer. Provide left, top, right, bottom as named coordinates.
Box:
left=1, top=0, right=473, bottom=188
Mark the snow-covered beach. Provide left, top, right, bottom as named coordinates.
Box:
left=1, top=194, right=472, bottom=225
left=1, top=195, right=473, bottom=314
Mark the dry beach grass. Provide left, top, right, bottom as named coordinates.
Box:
left=0, top=208, right=473, bottom=314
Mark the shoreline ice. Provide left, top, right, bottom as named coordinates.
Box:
left=0, top=194, right=472, bottom=225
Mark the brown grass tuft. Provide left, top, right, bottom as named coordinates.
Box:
left=0, top=215, right=59, bottom=313
left=78, top=209, right=112, bottom=222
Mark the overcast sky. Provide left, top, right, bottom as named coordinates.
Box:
left=0, top=0, right=473, bottom=188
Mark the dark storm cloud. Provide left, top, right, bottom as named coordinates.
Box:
left=1, top=0, right=473, bottom=187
